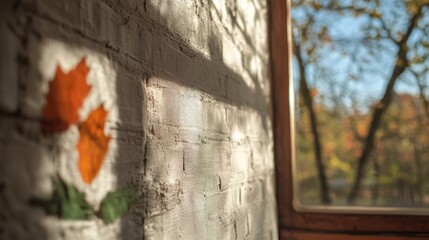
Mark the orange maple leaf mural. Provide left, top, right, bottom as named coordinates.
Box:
left=77, top=106, right=111, bottom=184
left=42, top=58, right=91, bottom=134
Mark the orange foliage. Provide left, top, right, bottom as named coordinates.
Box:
left=309, top=88, right=319, bottom=98
left=42, top=58, right=91, bottom=133
left=77, top=106, right=111, bottom=184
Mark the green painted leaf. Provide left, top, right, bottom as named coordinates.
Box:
left=30, top=176, right=139, bottom=224
left=98, top=186, right=139, bottom=224
left=30, top=176, right=93, bottom=220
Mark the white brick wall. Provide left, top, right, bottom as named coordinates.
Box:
left=0, top=0, right=277, bottom=239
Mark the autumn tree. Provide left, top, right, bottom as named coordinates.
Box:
left=292, top=0, right=333, bottom=204
left=292, top=0, right=429, bottom=205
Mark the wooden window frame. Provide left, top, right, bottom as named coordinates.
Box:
left=269, top=0, right=429, bottom=239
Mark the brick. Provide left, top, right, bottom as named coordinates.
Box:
left=183, top=142, right=231, bottom=176
left=2, top=0, right=277, bottom=239
left=0, top=4, right=19, bottom=113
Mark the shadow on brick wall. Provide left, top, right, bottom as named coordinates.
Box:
left=0, top=0, right=276, bottom=239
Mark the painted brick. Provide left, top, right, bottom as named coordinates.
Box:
left=0, top=0, right=277, bottom=239
left=0, top=2, right=19, bottom=113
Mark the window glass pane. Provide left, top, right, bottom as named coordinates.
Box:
left=293, top=0, right=429, bottom=208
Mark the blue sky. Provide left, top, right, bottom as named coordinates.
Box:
left=292, top=1, right=428, bottom=113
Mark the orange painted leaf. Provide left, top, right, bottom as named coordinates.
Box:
left=42, top=58, right=91, bottom=133
left=77, top=106, right=111, bottom=184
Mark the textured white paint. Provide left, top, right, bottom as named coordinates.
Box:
left=0, top=0, right=277, bottom=239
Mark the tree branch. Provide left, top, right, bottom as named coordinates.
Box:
left=347, top=6, right=425, bottom=203
left=410, top=68, right=429, bottom=121
left=293, top=39, right=332, bottom=204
